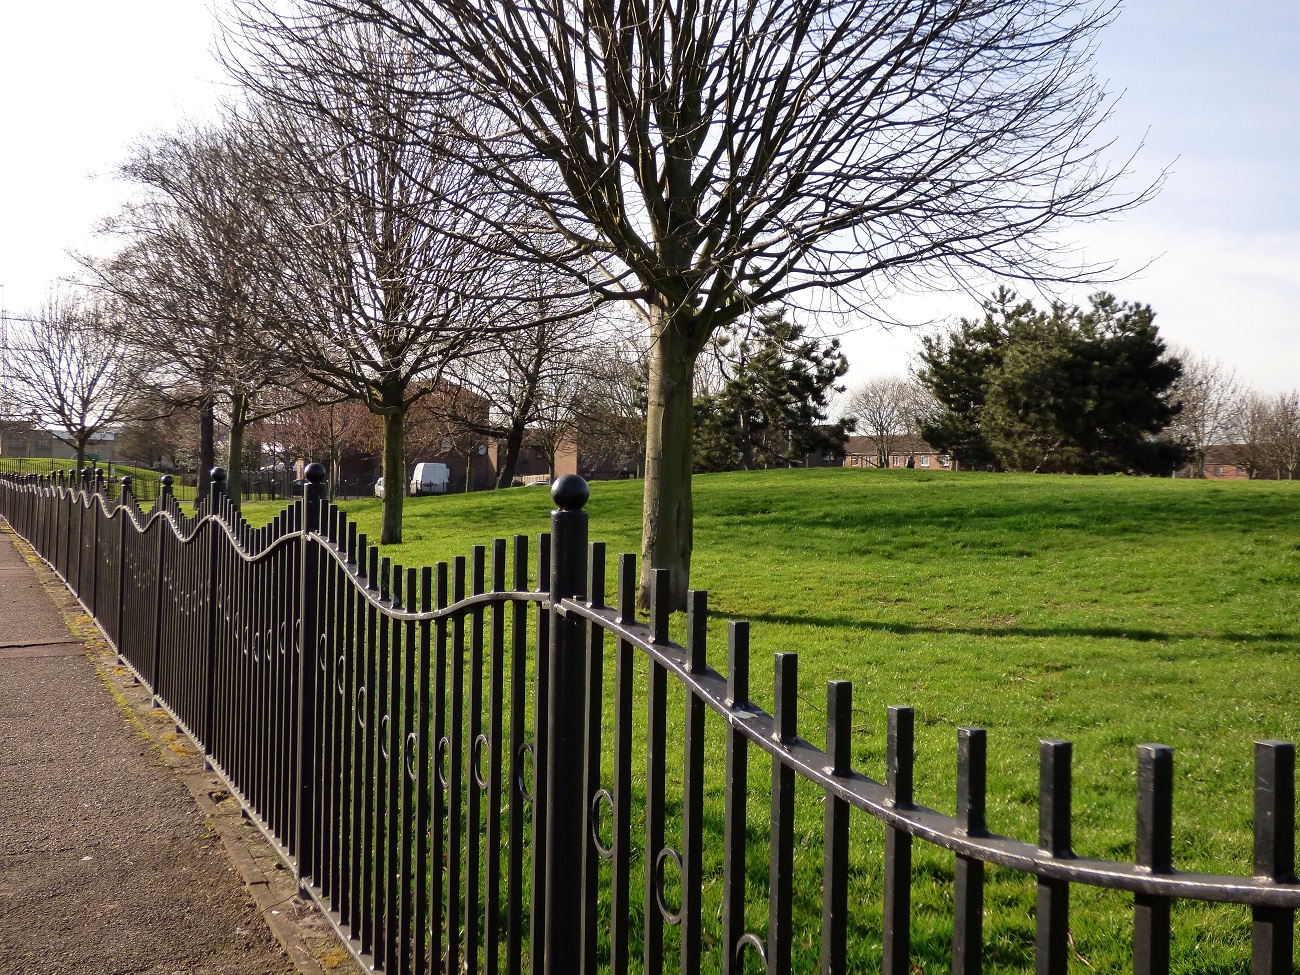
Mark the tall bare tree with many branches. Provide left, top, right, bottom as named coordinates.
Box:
left=283, top=0, right=1156, bottom=604
left=94, top=119, right=296, bottom=508
left=224, top=14, right=526, bottom=542
left=440, top=284, right=606, bottom=488
left=1169, top=349, right=1240, bottom=478
left=847, top=377, right=933, bottom=468
left=8, top=292, right=139, bottom=470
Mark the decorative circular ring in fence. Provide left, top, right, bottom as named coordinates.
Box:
left=278, top=622, right=288, bottom=656
left=653, top=847, right=684, bottom=926
left=380, top=715, right=392, bottom=760
left=590, top=789, right=615, bottom=859
left=251, top=633, right=261, bottom=664
left=405, top=732, right=419, bottom=781
left=356, top=686, right=367, bottom=727
left=734, top=934, right=768, bottom=972
left=436, top=737, right=451, bottom=788
left=318, top=633, right=328, bottom=673
left=336, top=655, right=347, bottom=694
left=515, top=742, right=535, bottom=802
left=472, top=734, right=490, bottom=790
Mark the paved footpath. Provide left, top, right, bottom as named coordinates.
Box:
left=0, top=525, right=359, bottom=975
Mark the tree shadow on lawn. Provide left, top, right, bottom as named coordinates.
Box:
left=740, top=610, right=1298, bottom=646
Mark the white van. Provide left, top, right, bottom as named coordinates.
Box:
left=409, top=462, right=451, bottom=496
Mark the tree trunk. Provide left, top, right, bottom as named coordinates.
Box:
left=495, top=420, right=527, bottom=489
left=381, top=408, right=406, bottom=545
left=227, top=420, right=245, bottom=509
left=639, top=321, right=699, bottom=611
left=198, top=394, right=216, bottom=505
left=739, top=412, right=754, bottom=470
left=226, top=391, right=248, bottom=510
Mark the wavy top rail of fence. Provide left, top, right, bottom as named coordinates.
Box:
left=0, top=466, right=1295, bottom=975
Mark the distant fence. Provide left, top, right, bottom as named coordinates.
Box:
left=0, top=466, right=1295, bottom=975
left=0, top=459, right=196, bottom=502
left=0, top=461, right=378, bottom=505
left=239, top=469, right=378, bottom=503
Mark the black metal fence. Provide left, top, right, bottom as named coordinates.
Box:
left=0, top=465, right=1295, bottom=975
left=0, top=461, right=380, bottom=505
left=0, top=459, right=196, bottom=503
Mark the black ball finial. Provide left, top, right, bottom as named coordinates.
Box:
left=120, top=475, right=132, bottom=488
left=551, top=474, right=589, bottom=511
left=304, top=463, right=327, bottom=484
left=160, top=474, right=174, bottom=487
left=210, top=467, right=227, bottom=484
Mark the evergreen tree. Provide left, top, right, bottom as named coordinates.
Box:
left=918, top=291, right=1187, bottom=474
left=916, top=288, right=1033, bottom=470
left=695, top=309, right=852, bottom=472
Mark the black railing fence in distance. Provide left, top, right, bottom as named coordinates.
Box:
left=0, top=461, right=204, bottom=504
left=0, top=466, right=1296, bottom=975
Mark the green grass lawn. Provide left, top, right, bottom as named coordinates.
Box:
left=245, top=469, right=1298, bottom=973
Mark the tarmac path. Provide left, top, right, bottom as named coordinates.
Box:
left=0, top=524, right=354, bottom=975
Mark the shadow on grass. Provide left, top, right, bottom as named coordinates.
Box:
left=740, top=610, right=1298, bottom=645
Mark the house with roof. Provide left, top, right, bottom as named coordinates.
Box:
left=842, top=434, right=952, bottom=471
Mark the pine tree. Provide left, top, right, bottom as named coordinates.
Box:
left=695, top=309, right=852, bottom=472
left=918, top=291, right=1187, bottom=474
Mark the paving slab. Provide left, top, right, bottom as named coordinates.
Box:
left=0, top=524, right=358, bottom=975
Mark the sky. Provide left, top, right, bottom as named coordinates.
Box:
left=0, top=1, right=1296, bottom=394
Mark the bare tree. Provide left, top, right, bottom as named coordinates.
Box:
left=272, top=391, right=377, bottom=497
left=1262, top=391, right=1300, bottom=480
left=1169, top=349, right=1241, bottom=478
left=116, top=395, right=201, bottom=470
left=529, top=366, right=591, bottom=481
left=1234, top=391, right=1274, bottom=479
left=572, top=338, right=649, bottom=478
left=301, top=0, right=1159, bottom=605
left=225, top=15, right=526, bottom=542
left=847, top=377, right=930, bottom=468
left=8, top=292, right=139, bottom=470
left=94, top=119, right=298, bottom=507
left=441, top=285, right=606, bottom=488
